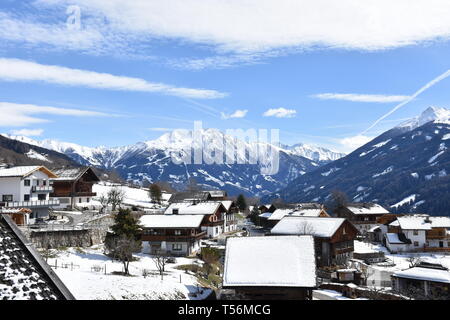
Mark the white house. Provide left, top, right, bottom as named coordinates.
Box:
left=385, top=215, right=450, bottom=253
left=0, top=166, right=60, bottom=223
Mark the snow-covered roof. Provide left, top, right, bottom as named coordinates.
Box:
left=164, top=202, right=223, bottom=215
left=223, top=236, right=316, bottom=288
left=139, top=214, right=204, bottom=228
left=394, top=215, right=450, bottom=230
left=385, top=233, right=407, bottom=244
left=267, top=209, right=295, bottom=220
left=258, top=212, right=272, bottom=219
left=221, top=200, right=234, bottom=212
left=51, top=167, right=99, bottom=182
left=346, top=203, right=390, bottom=215
left=0, top=166, right=57, bottom=178
left=268, top=208, right=325, bottom=221
left=271, top=216, right=347, bottom=238
left=393, top=267, right=450, bottom=284
left=0, top=214, right=74, bottom=300
left=208, top=190, right=227, bottom=198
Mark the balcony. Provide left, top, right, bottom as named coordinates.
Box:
left=32, top=185, right=54, bottom=193
left=0, top=199, right=60, bottom=208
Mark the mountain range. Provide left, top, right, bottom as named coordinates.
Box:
left=1, top=130, right=344, bottom=197
left=262, top=106, right=450, bottom=216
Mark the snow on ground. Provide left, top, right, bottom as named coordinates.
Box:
left=26, top=149, right=52, bottom=163
left=313, top=289, right=368, bottom=300
left=47, top=245, right=212, bottom=300
left=93, top=182, right=169, bottom=209
left=354, top=241, right=450, bottom=272
left=390, top=194, right=417, bottom=209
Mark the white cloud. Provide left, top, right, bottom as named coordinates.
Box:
left=339, top=134, right=373, bottom=152
left=221, top=109, right=248, bottom=119
left=10, top=128, right=44, bottom=137
left=0, top=58, right=227, bottom=99
left=26, top=0, right=450, bottom=55
left=263, top=108, right=296, bottom=118
left=312, top=93, right=411, bottom=103
left=0, top=102, right=110, bottom=127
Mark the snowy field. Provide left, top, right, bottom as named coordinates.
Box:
left=92, top=182, right=170, bottom=210
left=47, top=245, right=212, bottom=300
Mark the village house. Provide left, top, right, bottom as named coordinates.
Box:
left=265, top=203, right=329, bottom=228
left=0, top=207, right=32, bottom=226
left=334, top=202, right=390, bottom=234
left=139, top=214, right=206, bottom=256
left=271, top=216, right=358, bottom=267
left=50, top=167, right=100, bottom=210
left=164, top=201, right=227, bottom=238
left=221, top=236, right=317, bottom=300
left=221, top=200, right=238, bottom=233
left=0, top=166, right=59, bottom=223
left=0, top=214, right=75, bottom=300
left=392, top=262, right=450, bottom=299
left=385, top=215, right=450, bottom=253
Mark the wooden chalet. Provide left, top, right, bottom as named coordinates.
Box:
left=50, top=167, right=100, bottom=209
left=139, top=214, right=206, bottom=256
left=335, top=202, right=390, bottom=234
left=271, top=216, right=358, bottom=267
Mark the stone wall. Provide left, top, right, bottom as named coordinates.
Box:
left=29, top=228, right=108, bottom=249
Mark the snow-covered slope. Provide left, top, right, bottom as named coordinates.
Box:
left=2, top=129, right=339, bottom=196
left=263, top=106, right=450, bottom=216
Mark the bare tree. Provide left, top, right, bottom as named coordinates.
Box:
left=297, top=221, right=315, bottom=235
left=407, top=256, right=424, bottom=268
left=107, top=187, right=125, bottom=211
left=97, top=194, right=109, bottom=214
left=354, top=261, right=374, bottom=286
left=107, top=235, right=141, bottom=275
left=153, top=250, right=171, bottom=280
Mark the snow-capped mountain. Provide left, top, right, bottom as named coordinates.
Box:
left=2, top=129, right=341, bottom=196
left=263, top=106, right=450, bottom=216
left=283, top=143, right=345, bottom=162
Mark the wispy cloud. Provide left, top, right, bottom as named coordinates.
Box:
left=362, top=69, right=450, bottom=134
left=147, top=127, right=174, bottom=132
left=312, top=93, right=411, bottom=103
left=221, top=109, right=248, bottom=119
left=338, top=134, right=374, bottom=152
left=0, top=102, right=110, bottom=127
left=263, top=108, right=296, bottom=118
left=0, top=58, right=227, bottom=99
left=3, top=1, right=450, bottom=68
left=10, top=128, right=45, bottom=137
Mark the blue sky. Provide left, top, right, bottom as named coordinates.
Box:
left=2, top=1, right=450, bottom=153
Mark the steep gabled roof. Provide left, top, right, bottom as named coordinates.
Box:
left=0, top=215, right=74, bottom=300
left=271, top=216, right=349, bottom=238
left=223, top=236, right=316, bottom=288
left=51, top=167, right=100, bottom=182
left=345, top=203, right=390, bottom=215
left=139, top=214, right=204, bottom=228
left=164, top=201, right=225, bottom=215
left=0, top=166, right=58, bottom=178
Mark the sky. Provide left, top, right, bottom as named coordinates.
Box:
left=2, top=1, right=450, bottom=153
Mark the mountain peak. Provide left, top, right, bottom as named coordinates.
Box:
left=397, top=106, right=450, bottom=131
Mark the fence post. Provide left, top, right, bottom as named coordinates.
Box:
left=55, top=259, right=58, bottom=269
left=71, top=262, right=73, bottom=271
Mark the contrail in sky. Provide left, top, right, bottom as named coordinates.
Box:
left=361, top=69, right=450, bottom=135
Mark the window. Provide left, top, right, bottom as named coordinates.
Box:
left=414, top=241, right=419, bottom=247
left=43, top=180, right=47, bottom=186
left=38, top=194, right=46, bottom=201
left=87, top=198, right=90, bottom=203
left=2, top=195, right=13, bottom=202
left=172, top=208, right=179, bottom=214
left=79, top=198, right=82, bottom=203
left=172, top=243, right=182, bottom=251
left=174, top=230, right=182, bottom=235
left=24, top=195, right=30, bottom=201
left=24, top=179, right=31, bottom=187
left=413, top=230, right=418, bottom=236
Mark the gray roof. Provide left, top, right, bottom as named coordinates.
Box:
left=0, top=215, right=75, bottom=300
left=51, top=167, right=100, bottom=182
